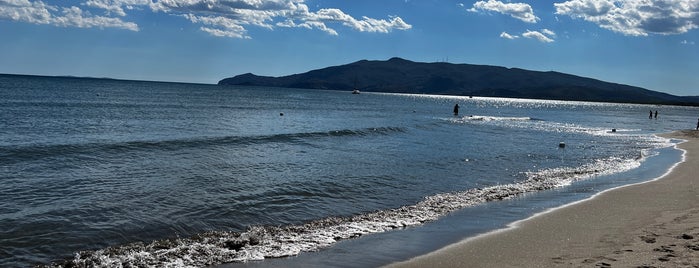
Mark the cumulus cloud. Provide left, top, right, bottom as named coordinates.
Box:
left=555, top=0, right=699, bottom=36
left=522, top=29, right=555, bottom=42
left=469, top=0, right=539, bottom=23
left=0, top=0, right=412, bottom=38
left=541, top=28, right=556, bottom=37
left=500, top=31, right=519, bottom=39
left=0, top=0, right=138, bottom=30
left=84, top=0, right=151, bottom=17
left=500, top=29, right=555, bottom=42
left=300, top=8, right=412, bottom=34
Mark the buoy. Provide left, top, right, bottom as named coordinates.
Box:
left=559, top=142, right=566, bottom=148
left=280, top=112, right=284, bottom=116
left=611, top=128, right=616, bottom=132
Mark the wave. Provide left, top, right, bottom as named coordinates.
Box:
left=0, top=127, right=406, bottom=164
left=40, top=154, right=647, bottom=267
left=454, top=115, right=532, bottom=122
left=449, top=115, right=672, bottom=148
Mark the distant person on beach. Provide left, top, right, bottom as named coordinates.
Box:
left=454, top=103, right=460, bottom=116
left=655, top=110, right=658, bottom=119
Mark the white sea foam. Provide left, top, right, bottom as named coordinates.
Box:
left=44, top=155, right=647, bottom=268
left=39, top=115, right=673, bottom=268
left=449, top=114, right=673, bottom=151
left=459, top=115, right=532, bottom=122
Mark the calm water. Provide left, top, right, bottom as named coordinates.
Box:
left=0, top=74, right=697, bottom=267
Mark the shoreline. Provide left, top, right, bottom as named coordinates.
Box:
left=386, top=130, right=699, bottom=268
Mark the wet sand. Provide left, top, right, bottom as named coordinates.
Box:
left=386, top=130, right=699, bottom=268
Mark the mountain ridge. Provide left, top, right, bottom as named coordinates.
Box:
left=219, top=58, right=699, bottom=106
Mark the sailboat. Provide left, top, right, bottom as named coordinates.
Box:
left=351, top=76, right=360, bottom=94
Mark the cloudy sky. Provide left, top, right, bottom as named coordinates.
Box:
left=1, top=0, right=698, bottom=96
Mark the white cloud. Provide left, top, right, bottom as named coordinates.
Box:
left=469, top=0, right=539, bottom=23
left=56, top=6, right=139, bottom=30
left=301, top=8, right=411, bottom=34
left=200, top=26, right=248, bottom=38
left=172, top=1, right=411, bottom=37
left=0, top=0, right=412, bottom=38
left=500, top=29, right=555, bottom=42
left=83, top=0, right=152, bottom=17
left=184, top=13, right=250, bottom=38
left=0, top=0, right=138, bottom=30
left=522, top=29, right=555, bottom=42
left=541, top=28, right=556, bottom=37
left=555, top=0, right=699, bottom=36
left=0, top=0, right=54, bottom=25
left=500, top=31, right=519, bottom=39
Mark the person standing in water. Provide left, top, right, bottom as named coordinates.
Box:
left=655, top=110, right=658, bottom=119
left=649, top=110, right=653, bottom=119
left=696, top=118, right=698, bottom=130
left=453, top=103, right=460, bottom=116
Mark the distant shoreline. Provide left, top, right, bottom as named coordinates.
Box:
left=3, top=72, right=698, bottom=107
left=385, top=130, right=699, bottom=268
left=0, top=73, right=214, bottom=86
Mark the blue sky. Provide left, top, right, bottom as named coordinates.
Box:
left=1, top=0, right=698, bottom=96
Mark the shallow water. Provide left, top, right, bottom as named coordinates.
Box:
left=0, top=74, right=697, bottom=267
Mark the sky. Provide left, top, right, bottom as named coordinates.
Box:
left=1, top=0, right=698, bottom=96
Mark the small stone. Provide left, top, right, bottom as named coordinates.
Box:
left=224, top=240, right=246, bottom=251
left=653, top=246, right=674, bottom=253
left=641, top=236, right=656, bottom=243
left=680, top=234, right=694, bottom=240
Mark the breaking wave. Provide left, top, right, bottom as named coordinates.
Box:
left=454, top=115, right=532, bottom=122
left=42, top=155, right=645, bottom=267
left=449, top=115, right=673, bottom=148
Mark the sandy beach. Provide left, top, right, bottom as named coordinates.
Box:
left=386, top=130, right=699, bottom=268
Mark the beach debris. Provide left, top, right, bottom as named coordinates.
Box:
left=640, top=235, right=657, bottom=243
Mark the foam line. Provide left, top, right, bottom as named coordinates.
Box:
left=43, top=153, right=653, bottom=267
left=430, top=136, right=686, bottom=254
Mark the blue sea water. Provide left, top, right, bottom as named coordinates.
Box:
left=0, top=74, right=697, bottom=267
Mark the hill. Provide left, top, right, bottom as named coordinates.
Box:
left=219, top=58, right=698, bottom=105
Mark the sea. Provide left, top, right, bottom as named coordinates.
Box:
left=1, top=74, right=698, bottom=267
